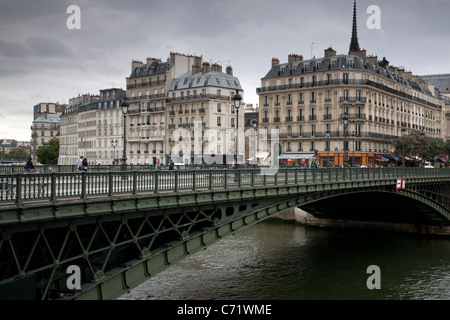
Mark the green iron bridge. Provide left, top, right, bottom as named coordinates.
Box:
left=0, top=167, right=449, bottom=300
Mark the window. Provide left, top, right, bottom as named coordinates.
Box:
left=299, top=93, right=304, bottom=104
left=344, top=89, right=349, bottom=100
left=217, top=116, right=222, bottom=126
left=287, top=94, right=292, bottom=105
left=343, top=73, right=349, bottom=84
left=217, top=103, right=222, bottom=112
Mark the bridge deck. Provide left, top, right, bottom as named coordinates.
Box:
left=1, top=167, right=448, bottom=209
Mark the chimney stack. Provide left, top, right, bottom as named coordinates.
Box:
left=272, top=58, right=280, bottom=68
left=131, top=60, right=145, bottom=72
left=226, top=66, right=233, bottom=76
left=202, top=62, right=211, bottom=74
left=211, top=63, right=222, bottom=73
left=288, top=54, right=304, bottom=63
left=367, top=55, right=378, bottom=66
left=192, top=63, right=201, bottom=75
left=324, top=47, right=336, bottom=58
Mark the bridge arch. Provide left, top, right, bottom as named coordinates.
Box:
left=0, top=168, right=449, bottom=300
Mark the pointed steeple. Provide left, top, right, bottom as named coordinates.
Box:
left=349, top=0, right=360, bottom=53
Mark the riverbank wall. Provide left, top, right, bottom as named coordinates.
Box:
left=274, top=208, right=450, bottom=236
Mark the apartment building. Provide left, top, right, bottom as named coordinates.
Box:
left=30, top=102, right=67, bottom=161
left=166, top=62, right=243, bottom=165
left=257, top=2, right=445, bottom=167
left=58, top=88, right=126, bottom=165
left=125, top=52, right=243, bottom=165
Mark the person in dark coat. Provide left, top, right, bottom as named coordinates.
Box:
left=24, top=158, right=34, bottom=173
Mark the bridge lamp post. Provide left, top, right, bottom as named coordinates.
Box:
left=232, top=89, right=242, bottom=166
left=420, top=129, right=426, bottom=166
left=326, top=129, right=330, bottom=167
left=121, top=98, right=129, bottom=172
left=111, top=139, right=118, bottom=165
left=401, top=126, right=407, bottom=167
left=250, top=118, right=258, bottom=166
left=342, top=113, right=349, bottom=167
left=351, top=132, right=356, bottom=167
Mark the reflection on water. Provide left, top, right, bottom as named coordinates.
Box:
left=119, top=221, right=450, bottom=300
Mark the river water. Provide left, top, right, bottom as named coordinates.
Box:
left=119, top=220, right=450, bottom=300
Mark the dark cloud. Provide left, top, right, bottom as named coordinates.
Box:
left=0, top=0, right=449, bottom=141
left=24, top=36, right=73, bottom=58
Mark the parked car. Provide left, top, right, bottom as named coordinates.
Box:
left=423, top=165, right=434, bottom=168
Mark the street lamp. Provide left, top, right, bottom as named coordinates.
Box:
left=326, top=129, right=330, bottom=167
left=420, top=129, right=426, bottom=166
left=121, top=98, right=129, bottom=172
left=232, top=89, right=242, bottom=165
left=111, top=139, right=118, bottom=165
left=250, top=118, right=258, bottom=166
left=401, top=126, right=407, bottom=167
left=342, top=113, right=349, bottom=167
left=351, top=132, right=356, bottom=167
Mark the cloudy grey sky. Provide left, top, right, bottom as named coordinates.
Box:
left=0, top=0, right=449, bottom=141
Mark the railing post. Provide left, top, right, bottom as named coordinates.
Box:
left=238, top=169, right=242, bottom=188
left=155, top=171, right=159, bottom=195
left=108, top=171, right=113, bottom=198
left=51, top=173, right=57, bottom=204
left=174, top=170, right=179, bottom=193
left=224, top=169, right=228, bottom=189
left=193, top=170, right=197, bottom=191
left=133, top=171, right=138, bottom=196
left=207, top=169, right=211, bottom=190
left=81, top=172, right=87, bottom=201
left=16, top=173, right=22, bottom=207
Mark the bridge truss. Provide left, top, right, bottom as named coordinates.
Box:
left=0, top=167, right=448, bottom=299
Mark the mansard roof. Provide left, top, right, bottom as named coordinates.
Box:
left=262, top=54, right=433, bottom=97
left=130, top=61, right=170, bottom=78
left=170, top=71, right=242, bottom=91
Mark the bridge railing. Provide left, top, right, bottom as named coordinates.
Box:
left=0, top=167, right=448, bottom=206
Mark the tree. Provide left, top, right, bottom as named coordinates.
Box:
left=7, top=148, right=30, bottom=160
left=36, top=138, right=60, bottom=164
left=392, top=131, right=445, bottom=160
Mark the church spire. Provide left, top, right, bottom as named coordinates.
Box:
left=349, top=0, right=360, bottom=53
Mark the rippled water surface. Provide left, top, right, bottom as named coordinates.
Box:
left=119, top=221, right=450, bottom=300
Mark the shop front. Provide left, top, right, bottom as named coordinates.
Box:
left=319, top=152, right=375, bottom=167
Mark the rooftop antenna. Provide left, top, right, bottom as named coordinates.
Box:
left=310, top=42, right=319, bottom=59
left=167, top=46, right=176, bottom=52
